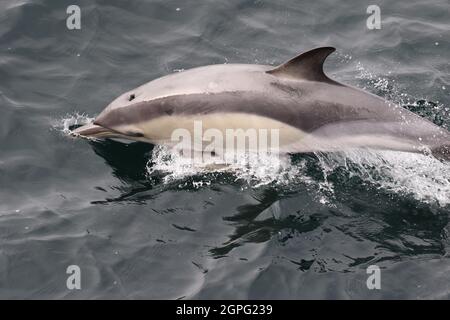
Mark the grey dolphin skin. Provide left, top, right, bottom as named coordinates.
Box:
left=73, top=47, right=450, bottom=160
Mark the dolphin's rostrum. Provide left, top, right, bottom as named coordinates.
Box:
left=74, top=47, right=450, bottom=160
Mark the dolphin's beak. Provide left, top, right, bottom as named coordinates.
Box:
left=72, top=122, right=117, bottom=138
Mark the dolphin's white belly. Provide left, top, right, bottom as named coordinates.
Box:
left=115, top=113, right=305, bottom=153
left=115, top=113, right=423, bottom=155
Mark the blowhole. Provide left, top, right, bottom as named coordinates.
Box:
left=128, top=94, right=136, bottom=101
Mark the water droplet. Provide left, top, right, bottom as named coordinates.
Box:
left=435, top=42, right=439, bottom=46
left=176, top=7, right=180, bottom=11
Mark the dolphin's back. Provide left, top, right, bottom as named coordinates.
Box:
left=100, top=64, right=273, bottom=114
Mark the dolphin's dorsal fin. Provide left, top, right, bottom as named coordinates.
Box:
left=267, top=47, right=336, bottom=83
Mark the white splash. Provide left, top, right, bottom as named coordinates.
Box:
left=146, top=145, right=449, bottom=206
left=57, top=112, right=94, bottom=135
left=146, top=145, right=304, bottom=188
left=316, top=149, right=450, bottom=206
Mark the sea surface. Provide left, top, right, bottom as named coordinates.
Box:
left=0, top=0, right=449, bottom=299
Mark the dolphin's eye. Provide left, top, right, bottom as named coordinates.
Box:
left=128, top=94, right=136, bottom=101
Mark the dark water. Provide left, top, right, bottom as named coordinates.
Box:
left=1, top=0, right=449, bottom=299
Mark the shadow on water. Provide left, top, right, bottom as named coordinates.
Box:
left=86, top=139, right=162, bottom=204
left=209, top=188, right=326, bottom=258
left=89, top=139, right=154, bottom=182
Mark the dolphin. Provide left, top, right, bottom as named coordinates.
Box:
left=73, top=47, right=450, bottom=160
